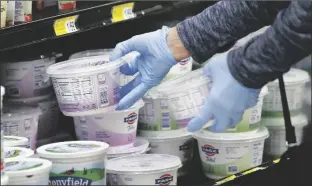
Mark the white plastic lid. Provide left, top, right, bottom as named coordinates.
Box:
left=107, top=154, right=182, bottom=174
left=6, top=94, right=53, bottom=104
left=1, top=175, right=9, bottom=185
left=4, top=147, right=34, bottom=162
left=107, top=137, right=149, bottom=155
left=193, top=126, right=269, bottom=142
left=69, top=49, right=113, bottom=60
left=156, top=68, right=211, bottom=95
left=2, top=104, right=42, bottom=119
left=5, top=158, right=52, bottom=177
left=1, top=85, right=5, bottom=96
left=261, top=114, right=308, bottom=129
left=139, top=128, right=192, bottom=140
left=37, top=141, right=109, bottom=159
left=268, top=68, right=310, bottom=85
left=259, top=86, right=268, bottom=98
left=4, top=136, right=29, bottom=147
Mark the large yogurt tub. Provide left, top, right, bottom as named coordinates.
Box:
left=193, top=126, right=269, bottom=180
left=74, top=100, right=144, bottom=147
left=5, top=158, right=52, bottom=185
left=4, top=136, right=29, bottom=148
left=262, top=114, right=308, bottom=158
left=4, top=146, right=34, bottom=162
left=46, top=52, right=140, bottom=116
left=37, top=141, right=109, bottom=185
left=263, top=68, right=310, bottom=117
left=107, top=154, right=182, bottom=185
left=7, top=94, right=60, bottom=140
left=156, top=69, right=213, bottom=129
left=1, top=105, right=42, bottom=150
left=1, top=56, right=57, bottom=98
left=69, top=49, right=114, bottom=60
left=139, top=128, right=193, bottom=176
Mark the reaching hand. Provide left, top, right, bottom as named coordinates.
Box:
left=187, top=52, right=261, bottom=132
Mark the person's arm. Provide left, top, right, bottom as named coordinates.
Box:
left=173, top=1, right=290, bottom=62
left=228, top=1, right=312, bottom=89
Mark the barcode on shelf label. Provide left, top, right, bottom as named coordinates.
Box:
left=112, top=2, right=136, bottom=23
left=54, top=15, right=79, bottom=36
left=123, top=7, right=136, bottom=19
left=65, top=20, right=78, bottom=33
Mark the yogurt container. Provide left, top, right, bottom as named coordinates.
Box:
left=0, top=1, right=7, bottom=28
left=1, top=56, right=56, bottom=99
left=1, top=174, right=9, bottom=185
left=37, top=141, right=109, bottom=185
left=139, top=128, right=193, bottom=176
left=7, top=94, right=60, bottom=140
left=4, top=147, right=34, bottom=162
left=107, top=154, right=182, bottom=185
left=46, top=51, right=140, bottom=116
left=5, top=158, right=52, bottom=185
left=156, top=69, right=212, bottom=129
left=262, top=114, right=308, bottom=158
left=74, top=100, right=144, bottom=147
left=69, top=49, right=114, bottom=60
left=263, top=68, right=310, bottom=117
left=194, top=126, right=269, bottom=179
left=2, top=105, right=42, bottom=150
left=3, top=136, right=29, bottom=148
left=163, top=57, right=193, bottom=82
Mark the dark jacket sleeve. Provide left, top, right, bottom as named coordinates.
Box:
left=228, top=1, right=312, bottom=88
left=176, top=1, right=290, bottom=63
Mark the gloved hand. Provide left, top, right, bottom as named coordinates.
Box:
left=110, top=26, right=177, bottom=110
left=187, top=52, right=261, bottom=132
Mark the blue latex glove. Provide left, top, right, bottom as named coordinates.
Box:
left=110, top=26, right=176, bottom=110
left=187, top=52, right=261, bottom=132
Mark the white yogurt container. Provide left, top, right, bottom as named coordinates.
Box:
left=74, top=100, right=144, bottom=147
left=4, top=147, right=34, bottom=162
left=69, top=49, right=114, bottom=60
left=46, top=52, right=139, bottom=116
left=7, top=94, right=60, bottom=140
left=139, top=128, right=193, bottom=176
left=107, top=154, right=182, bottom=185
left=37, top=141, right=109, bottom=185
left=5, top=158, right=52, bottom=185
left=163, top=57, right=193, bottom=82
left=262, top=114, right=308, bottom=158
left=156, top=68, right=212, bottom=129
left=1, top=56, right=57, bottom=98
left=263, top=68, right=310, bottom=117
left=1, top=174, right=9, bottom=185
left=2, top=105, right=42, bottom=150
left=194, top=126, right=269, bottom=179
left=3, top=136, right=29, bottom=148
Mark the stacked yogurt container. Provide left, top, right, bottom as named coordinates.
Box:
left=1, top=86, right=9, bottom=185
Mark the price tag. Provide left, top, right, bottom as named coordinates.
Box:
left=54, top=15, right=79, bottom=36
left=111, top=2, right=136, bottom=23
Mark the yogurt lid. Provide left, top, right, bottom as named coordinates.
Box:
left=4, top=147, right=34, bottom=162
left=6, top=94, right=53, bottom=104
left=156, top=68, right=211, bottom=95
left=5, top=158, right=52, bottom=177
left=107, top=154, right=182, bottom=174
left=193, top=126, right=269, bottom=142
left=261, top=114, right=308, bottom=128
left=268, top=68, right=310, bottom=85
left=37, top=141, right=109, bottom=159
left=2, top=104, right=42, bottom=118
left=4, top=136, right=29, bottom=147
left=1, top=175, right=9, bottom=185
left=107, top=137, right=149, bottom=156
left=1, top=85, right=5, bottom=96
left=139, top=128, right=192, bottom=140
left=69, top=49, right=113, bottom=60
left=47, top=51, right=140, bottom=76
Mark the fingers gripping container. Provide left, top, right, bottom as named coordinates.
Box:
left=139, top=128, right=193, bottom=177
left=263, top=68, right=310, bottom=117
left=0, top=56, right=57, bottom=98
left=156, top=69, right=213, bottom=129
left=37, top=141, right=109, bottom=185
left=4, top=146, right=34, bottom=162
left=106, top=154, right=182, bottom=185
left=73, top=100, right=144, bottom=147
left=262, top=114, right=308, bottom=158
left=193, top=126, right=269, bottom=180
left=3, top=136, right=29, bottom=148
left=5, top=158, right=52, bottom=185
left=46, top=52, right=140, bottom=116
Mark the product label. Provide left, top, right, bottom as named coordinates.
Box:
left=54, top=15, right=79, bottom=36
left=155, top=174, right=173, bottom=185
left=111, top=2, right=136, bottom=23
left=5, top=160, right=43, bottom=171
left=5, top=149, right=22, bottom=158
left=45, top=143, right=101, bottom=153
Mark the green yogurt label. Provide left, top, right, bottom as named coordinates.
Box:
left=6, top=161, right=43, bottom=171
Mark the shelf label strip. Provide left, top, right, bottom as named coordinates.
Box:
left=54, top=15, right=79, bottom=36
left=111, top=2, right=136, bottom=23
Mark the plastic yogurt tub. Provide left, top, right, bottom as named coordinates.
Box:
left=7, top=94, right=60, bottom=140
left=262, top=114, right=308, bottom=158
left=46, top=51, right=140, bottom=116
left=2, top=105, right=42, bottom=150
left=5, top=158, right=52, bottom=185
left=74, top=99, right=144, bottom=147
left=37, top=141, right=109, bottom=185
left=156, top=68, right=212, bottom=129
left=193, top=126, right=269, bottom=179
left=107, top=154, right=182, bottom=185
left=1, top=56, right=56, bottom=98
left=3, top=136, right=29, bottom=148
left=263, top=68, right=310, bottom=117
left=69, top=49, right=114, bottom=60
left=139, top=128, right=193, bottom=177
left=4, top=147, right=34, bottom=162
